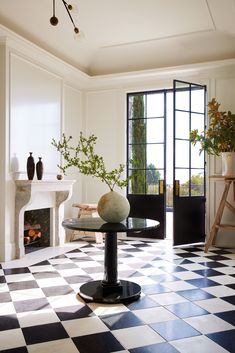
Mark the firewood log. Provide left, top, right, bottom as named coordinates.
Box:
left=32, top=231, right=42, bottom=241
left=28, top=229, right=36, bottom=237
left=24, top=236, right=31, bottom=244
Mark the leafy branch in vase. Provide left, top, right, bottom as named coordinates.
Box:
left=52, top=132, right=129, bottom=191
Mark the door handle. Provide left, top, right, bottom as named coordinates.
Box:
left=174, top=180, right=180, bottom=196
left=159, top=179, right=165, bottom=194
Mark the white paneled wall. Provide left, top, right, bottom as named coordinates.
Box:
left=0, top=43, right=8, bottom=261
left=85, top=68, right=235, bottom=248
left=0, top=38, right=85, bottom=261
left=85, top=89, right=127, bottom=202
left=1, top=26, right=235, bottom=260
left=63, top=84, right=84, bottom=219
left=208, top=77, right=235, bottom=247
left=10, top=54, right=61, bottom=178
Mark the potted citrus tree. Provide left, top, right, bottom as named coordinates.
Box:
left=52, top=132, right=130, bottom=223
left=190, top=98, right=235, bottom=175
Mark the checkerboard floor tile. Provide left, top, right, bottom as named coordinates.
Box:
left=0, top=240, right=235, bottom=352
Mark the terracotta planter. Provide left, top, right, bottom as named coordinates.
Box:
left=221, top=152, right=235, bottom=176
left=97, top=190, right=130, bottom=223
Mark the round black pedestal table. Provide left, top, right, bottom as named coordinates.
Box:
left=62, top=217, right=160, bottom=304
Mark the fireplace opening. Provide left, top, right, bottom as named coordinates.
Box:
left=24, top=208, right=50, bottom=253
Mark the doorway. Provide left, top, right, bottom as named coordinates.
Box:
left=127, top=81, right=206, bottom=245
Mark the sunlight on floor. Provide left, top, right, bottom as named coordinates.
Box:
left=166, top=211, right=173, bottom=240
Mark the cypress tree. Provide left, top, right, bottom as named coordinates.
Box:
left=131, top=95, right=146, bottom=194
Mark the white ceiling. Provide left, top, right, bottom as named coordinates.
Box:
left=0, top=0, right=235, bottom=76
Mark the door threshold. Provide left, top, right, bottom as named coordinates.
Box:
left=118, top=235, right=172, bottom=243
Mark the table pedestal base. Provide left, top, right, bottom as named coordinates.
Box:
left=79, top=280, right=141, bottom=304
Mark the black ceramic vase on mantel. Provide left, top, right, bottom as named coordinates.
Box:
left=26, top=152, right=35, bottom=180
left=36, top=157, right=43, bottom=180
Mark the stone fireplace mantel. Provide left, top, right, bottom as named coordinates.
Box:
left=15, top=180, right=75, bottom=258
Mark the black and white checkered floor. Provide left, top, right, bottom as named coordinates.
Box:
left=0, top=239, right=235, bottom=353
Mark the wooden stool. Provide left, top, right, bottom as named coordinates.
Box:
left=205, top=176, right=235, bottom=253
left=71, top=203, right=103, bottom=244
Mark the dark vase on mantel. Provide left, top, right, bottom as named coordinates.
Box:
left=26, top=152, right=35, bottom=180
left=36, top=157, right=43, bottom=180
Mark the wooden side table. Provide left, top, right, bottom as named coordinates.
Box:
left=205, top=175, right=235, bottom=253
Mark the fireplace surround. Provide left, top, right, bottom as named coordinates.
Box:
left=15, top=180, right=75, bottom=258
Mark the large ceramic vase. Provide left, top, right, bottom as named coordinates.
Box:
left=26, top=152, right=35, bottom=180
left=221, top=152, right=235, bottom=176
left=97, top=190, right=130, bottom=223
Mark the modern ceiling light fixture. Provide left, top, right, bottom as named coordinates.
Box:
left=50, top=0, right=79, bottom=35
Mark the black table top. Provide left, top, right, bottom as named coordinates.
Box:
left=62, top=217, right=160, bottom=233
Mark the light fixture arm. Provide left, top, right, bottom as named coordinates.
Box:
left=53, top=0, right=56, bottom=17
left=50, top=0, right=59, bottom=26
left=50, top=0, right=79, bottom=34
left=61, top=0, right=79, bottom=33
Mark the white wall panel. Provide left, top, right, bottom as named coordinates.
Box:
left=63, top=84, right=83, bottom=219
left=208, top=76, right=235, bottom=247
left=10, top=54, right=61, bottom=178
left=85, top=89, right=126, bottom=203
left=0, top=44, right=8, bottom=260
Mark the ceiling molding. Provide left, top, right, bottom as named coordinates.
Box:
left=101, top=29, right=216, bottom=49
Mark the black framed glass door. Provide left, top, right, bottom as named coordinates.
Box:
left=173, top=80, right=206, bottom=245
left=126, top=92, right=166, bottom=238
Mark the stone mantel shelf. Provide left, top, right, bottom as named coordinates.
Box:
left=15, top=179, right=76, bottom=191
left=15, top=179, right=76, bottom=259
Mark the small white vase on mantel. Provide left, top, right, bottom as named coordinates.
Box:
left=221, top=152, right=235, bottom=176
left=97, top=190, right=130, bottom=223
